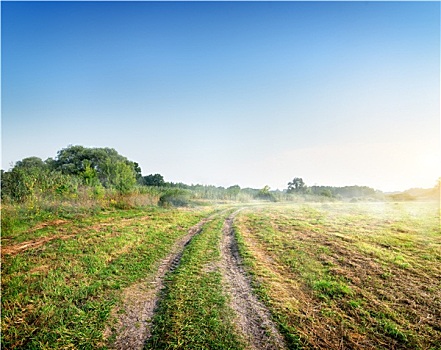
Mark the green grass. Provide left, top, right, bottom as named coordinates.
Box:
left=312, top=279, right=353, bottom=299
left=146, top=213, right=245, bottom=349
left=234, top=201, right=440, bottom=349
left=3, top=200, right=439, bottom=349
left=1, top=206, right=215, bottom=349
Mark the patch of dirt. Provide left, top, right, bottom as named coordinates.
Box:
left=30, top=219, right=68, bottom=231
left=1, top=234, right=74, bottom=256
left=28, top=265, right=50, bottom=274
left=105, top=214, right=216, bottom=350
left=219, top=211, right=287, bottom=350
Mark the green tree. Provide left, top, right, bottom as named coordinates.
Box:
left=15, top=156, right=48, bottom=171
left=81, top=160, right=99, bottom=186
left=133, top=162, right=143, bottom=181
left=1, top=166, right=35, bottom=202
left=287, top=177, right=307, bottom=193
left=255, top=185, right=277, bottom=202
left=226, top=185, right=241, bottom=200
left=101, top=160, right=137, bottom=194
left=320, top=189, right=333, bottom=198
left=143, top=174, right=165, bottom=187
left=53, top=145, right=137, bottom=193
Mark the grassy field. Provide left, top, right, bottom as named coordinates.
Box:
left=234, top=201, right=440, bottom=349
left=2, top=200, right=439, bottom=349
left=1, top=206, right=216, bottom=349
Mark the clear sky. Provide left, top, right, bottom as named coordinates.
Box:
left=2, top=1, right=440, bottom=192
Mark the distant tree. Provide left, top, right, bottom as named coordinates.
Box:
left=260, top=185, right=271, bottom=195
left=287, top=177, right=307, bottom=193
left=1, top=166, right=35, bottom=202
left=166, top=182, right=190, bottom=189
left=255, top=185, right=277, bottom=202
left=320, top=189, right=333, bottom=198
left=143, top=174, right=165, bottom=187
left=1, top=157, right=49, bottom=202
left=309, top=185, right=376, bottom=199
left=226, top=185, right=241, bottom=200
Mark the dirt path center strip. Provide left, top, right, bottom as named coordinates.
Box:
left=106, top=213, right=217, bottom=350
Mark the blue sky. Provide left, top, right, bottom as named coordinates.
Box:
left=2, top=1, right=440, bottom=191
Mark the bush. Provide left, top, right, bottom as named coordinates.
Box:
left=1, top=165, right=80, bottom=203
left=255, top=186, right=277, bottom=202
left=159, top=188, right=191, bottom=207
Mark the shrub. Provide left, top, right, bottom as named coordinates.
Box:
left=159, top=188, right=191, bottom=207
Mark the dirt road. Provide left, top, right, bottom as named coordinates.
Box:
left=220, top=211, right=287, bottom=350
left=107, top=208, right=286, bottom=349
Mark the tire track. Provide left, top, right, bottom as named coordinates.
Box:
left=106, top=212, right=219, bottom=350
left=220, top=210, right=287, bottom=350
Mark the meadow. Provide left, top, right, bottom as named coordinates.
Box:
left=234, top=201, right=441, bottom=349
left=1, top=200, right=439, bottom=349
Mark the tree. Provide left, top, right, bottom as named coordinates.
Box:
left=52, top=145, right=137, bottom=193
left=101, top=159, right=137, bottom=194
left=133, top=162, right=142, bottom=181
left=287, top=177, right=307, bottom=193
left=1, top=166, right=36, bottom=202
left=81, top=160, right=99, bottom=186
left=143, top=174, right=165, bottom=187
left=255, top=185, right=277, bottom=202
left=15, top=157, right=48, bottom=171
left=320, top=189, right=333, bottom=198
left=226, top=185, right=241, bottom=200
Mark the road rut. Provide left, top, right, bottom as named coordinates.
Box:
left=220, top=211, right=287, bottom=350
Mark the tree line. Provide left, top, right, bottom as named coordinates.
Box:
left=1, top=145, right=141, bottom=203
left=286, top=177, right=380, bottom=199
left=5, top=144, right=430, bottom=206
left=1, top=145, right=251, bottom=205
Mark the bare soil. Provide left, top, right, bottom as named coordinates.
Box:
left=219, top=211, right=287, bottom=350
left=1, top=234, right=74, bottom=256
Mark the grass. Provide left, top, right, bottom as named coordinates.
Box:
left=3, top=200, right=439, bottom=349
left=1, top=205, right=216, bottom=349
left=234, top=201, right=440, bottom=349
left=146, top=212, right=245, bottom=349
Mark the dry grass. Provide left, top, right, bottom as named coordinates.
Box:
left=234, top=202, right=441, bottom=349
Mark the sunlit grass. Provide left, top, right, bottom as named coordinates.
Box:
left=234, top=201, right=440, bottom=349
left=1, top=206, right=215, bottom=349
left=3, top=200, right=439, bottom=349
